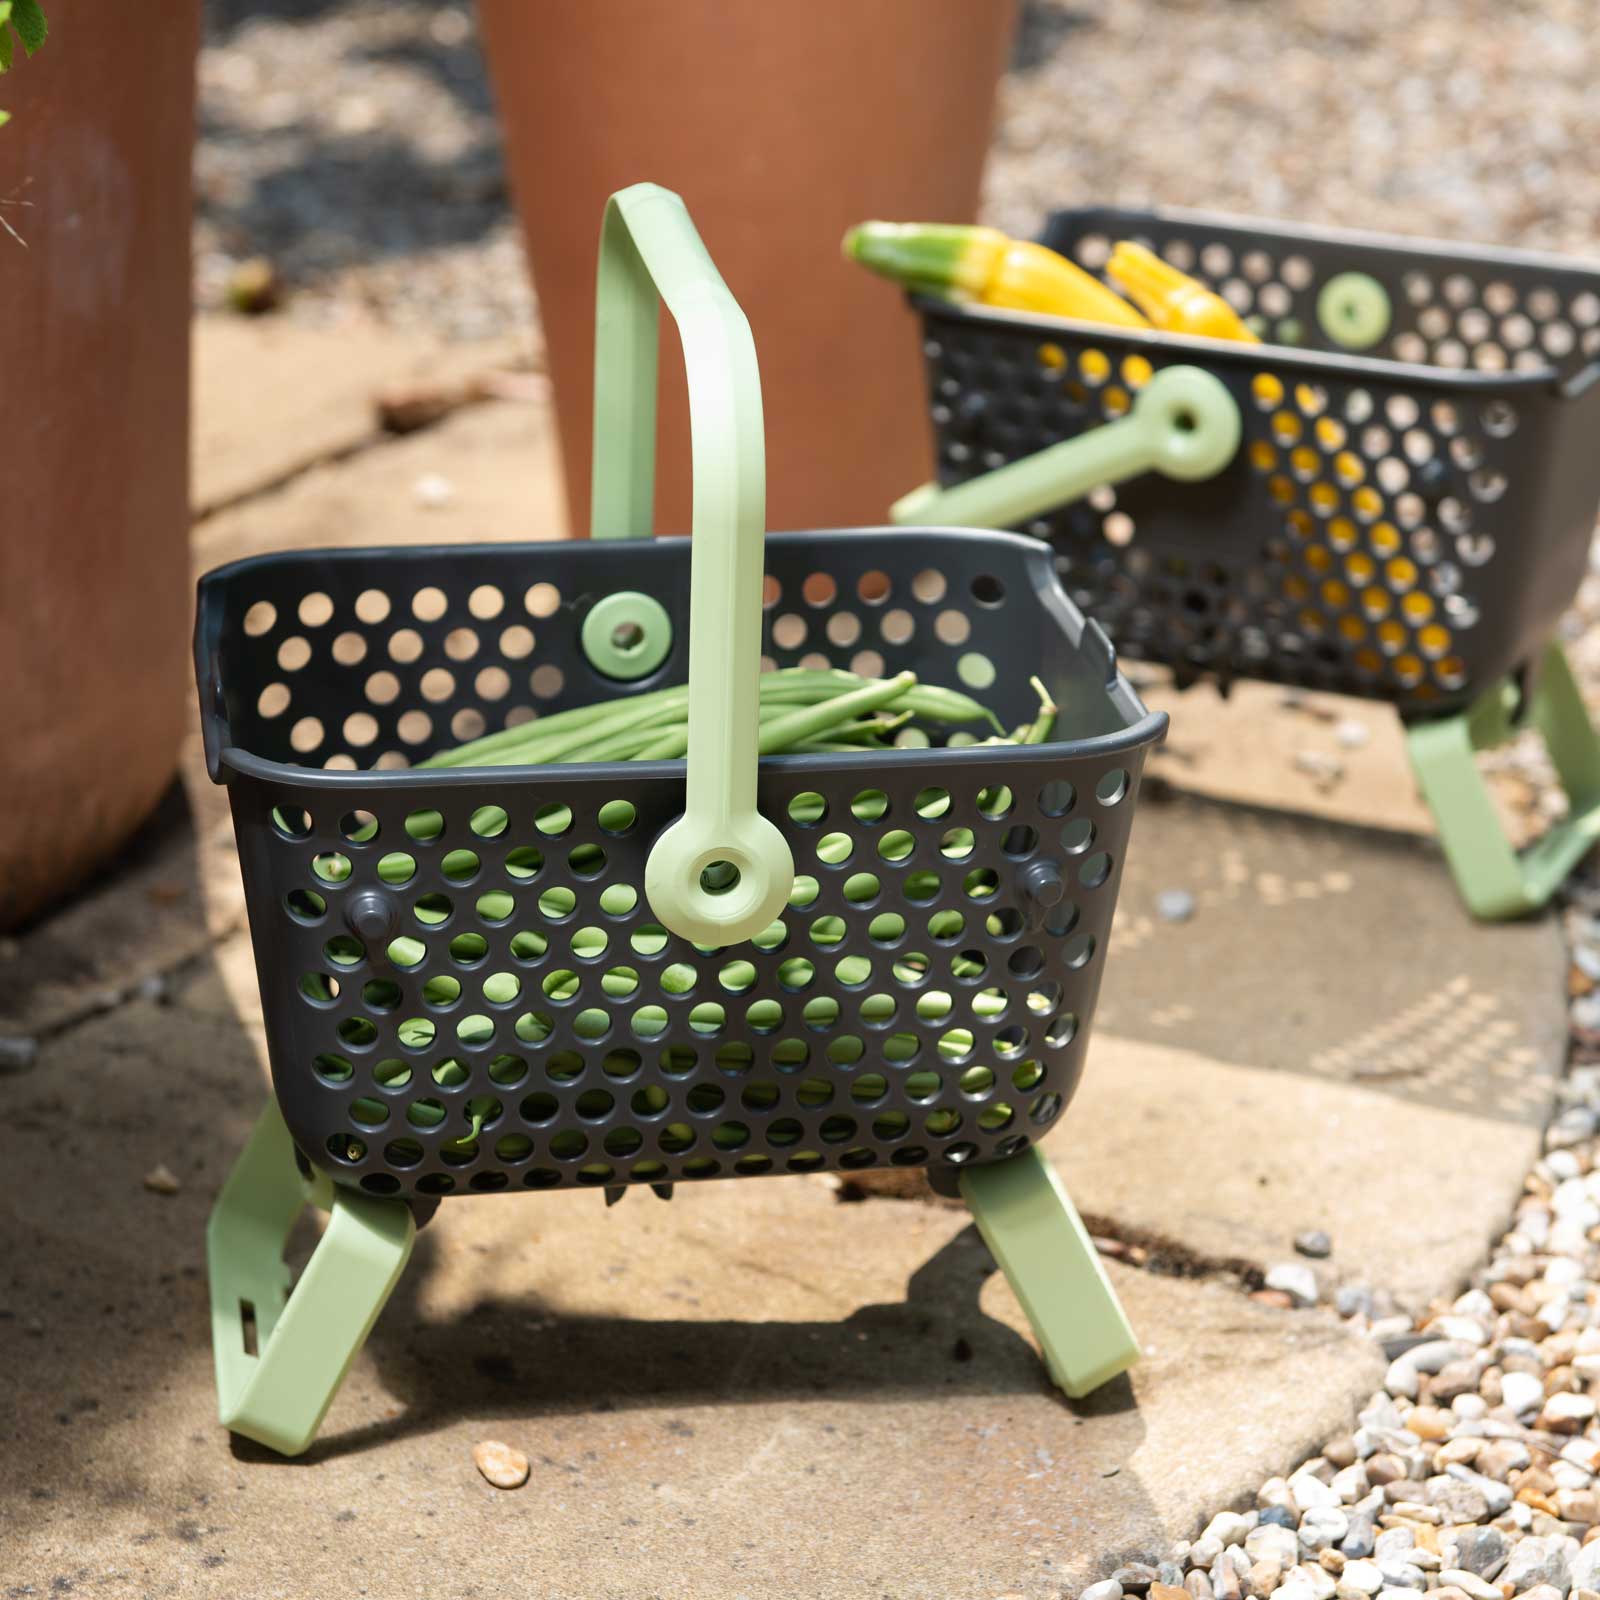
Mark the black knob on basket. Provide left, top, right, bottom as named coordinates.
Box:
left=1017, top=860, right=1066, bottom=928
left=346, top=890, right=400, bottom=945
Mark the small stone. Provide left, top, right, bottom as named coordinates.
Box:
left=1259, top=1479, right=1300, bottom=1515
left=1482, top=1440, right=1536, bottom=1480
left=1205, top=1515, right=1259, bottom=1549
left=1296, top=1229, right=1334, bottom=1259
left=472, top=1439, right=529, bottom=1489
left=1450, top=1527, right=1510, bottom=1579
left=1341, top=1504, right=1379, bottom=1559
left=1438, top=1579, right=1502, bottom=1600
left=0, top=1034, right=40, bottom=1073
left=1431, top=1358, right=1488, bottom=1403
left=1211, top=1562, right=1242, bottom=1600
left=1367, top=1456, right=1405, bottom=1487
left=1190, top=1537, right=1224, bottom=1570
left=1334, top=719, right=1371, bottom=749
left=1501, top=1370, right=1547, bottom=1418
left=1186, top=1575, right=1213, bottom=1600
left=1292, top=1473, right=1343, bottom=1510
left=1244, top=1560, right=1281, bottom=1600
left=413, top=471, right=457, bottom=509
left=1114, top=1568, right=1158, bottom=1594
left=1408, top=1406, right=1453, bottom=1441
left=1338, top=1560, right=1384, bottom=1597
left=1262, top=1506, right=1299, bottom=1528
left=1500, top=1536, right=1571, bottom=1594
left=1209, top=1555, right=1248, bottom=1600
left=1150, top=1586, right=1187, bottom=1600
left=1156, top=888, right=1196, bottom=922
left=1301, top=1507, right=1352, bottom=1552
left=1266, top=1263, right=1320, bottom=1307
left=1158, top=1569, right=1185, bottom=1589
left=1539, top=1393, right=1597, bottom=1433
left=1428, top=1477, right=1490, bottom=1522
left=1570, top=1542, right=1600, bottom=1590
left=226, top=256, right=282, bottom=314
left=1295, top=1562, right=1337, bottom=1600
left=1337, top=1285, right=1376, bottom=1319
left=1325, top=1437, right=1359, bottom=1470
left=1246, top=1525, right=1300, bottom=1567
left=142, top=1164, right=180, bottom=1196
left=1557, top=1488, right=1600, bottom=1523
left=1080, top=1584, right=1123, bottom=1600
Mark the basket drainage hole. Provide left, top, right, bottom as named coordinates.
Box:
left=1174, top=409, right=1196, bottom=433
left=701, top=860, right=742, bottom=896
left=611, top=621, right=646, bottom=654
left=240, top=1299, right=258, bottom=1357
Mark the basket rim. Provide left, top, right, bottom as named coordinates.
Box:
left=912, top=290, right=1598, bottom=400
left=197, top=527, right=1169, bottom=792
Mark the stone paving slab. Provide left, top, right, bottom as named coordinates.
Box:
left=192, top=314, right=532, bottom=516
left=191, top=380, right=567, bottom=574
left=0, top=998, right=1382, bottom=1600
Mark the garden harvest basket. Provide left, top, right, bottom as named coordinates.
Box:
left=895, top=204, right=1600, bottom=919
left=198, top=185, right=1166, bottom=1456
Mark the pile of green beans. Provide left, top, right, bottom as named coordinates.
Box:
left=420, top=667, right=1023, bottom=769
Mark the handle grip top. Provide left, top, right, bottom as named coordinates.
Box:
left=590, top=183, right=794, bottom=947
left=890, top=364, right=1240, bottom=529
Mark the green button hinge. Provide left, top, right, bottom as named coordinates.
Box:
left=1406, top=640, right=1600, bottom=919
left=891, top=364, right=1241, bottom=530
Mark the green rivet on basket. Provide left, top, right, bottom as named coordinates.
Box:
left=1317, top=271, right=1391, bottom=351
left=581, top=591, right=673, bottom=681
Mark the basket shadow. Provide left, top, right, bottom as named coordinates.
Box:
left=248, top=1217, right=1140, bottom=1465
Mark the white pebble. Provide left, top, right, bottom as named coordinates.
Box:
left=1334, top=719, right=1371, bottom=749
left=1266, top=1263, right=1319, bottom=1307
left=413, top=471, right=456, bottom=509
left=1499, top=1369, right=1545, bottom=1417
left=1337, top=1561, right=1383, bottom=1598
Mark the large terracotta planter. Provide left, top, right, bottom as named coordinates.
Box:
left=1, top=1, right=198, bottom=929
left=478, top=0, right=1017, bottom=536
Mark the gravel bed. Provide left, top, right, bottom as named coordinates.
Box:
left=1074, top=884, right=1600, bottom=1599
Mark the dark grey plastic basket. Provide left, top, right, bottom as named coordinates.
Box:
left=913, top=204, right=1600, bottom=715
left=195, top=530, right=1165, bottom=1206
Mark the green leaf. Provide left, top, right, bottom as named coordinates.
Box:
left=0, top=5, right=13, bottom=25
left=0, top=109, right=10, bottom=129
left=0, top=28, right=14, bottom=76
left=10, top=0, right=44, bottom=57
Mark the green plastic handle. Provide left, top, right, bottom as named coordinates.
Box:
left=589, top=183, right=794, bottom=947
left=889, top=364, right=1241, bottom=529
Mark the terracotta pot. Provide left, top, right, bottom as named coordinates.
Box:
left=478, top=0, right=1017, bottom=536
left=1, top=0, right=198, bottom=930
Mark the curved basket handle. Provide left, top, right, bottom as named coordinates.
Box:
left=590, top=183, right=794, bottom=947
left=889, top=364, right=1240, bottom=529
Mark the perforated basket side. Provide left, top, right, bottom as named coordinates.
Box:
left=915, top=257, right=1600, bottom=712
left=201, top=530, right=1164, bottom=1200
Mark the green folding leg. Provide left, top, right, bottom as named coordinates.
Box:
left=208, top=1102, right=415, bottom=1456
left=960, top=1144, right=1139, bottom=1397
left=1406, top=639, right=1600, bottom=921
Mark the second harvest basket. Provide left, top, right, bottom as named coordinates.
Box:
left=895, top=205, right=1600, bottom=919
left=195, top=185, right=1167, bottom=1455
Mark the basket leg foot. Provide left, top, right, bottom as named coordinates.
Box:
left=1406, top=640, right=1600, bottom=920
left=959, top=1144, right=1139, bottom=1398
left=207, top=1102, right=415, bottom=1457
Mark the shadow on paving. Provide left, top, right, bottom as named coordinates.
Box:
left=240, top=1220, right=1142, bottom=1467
